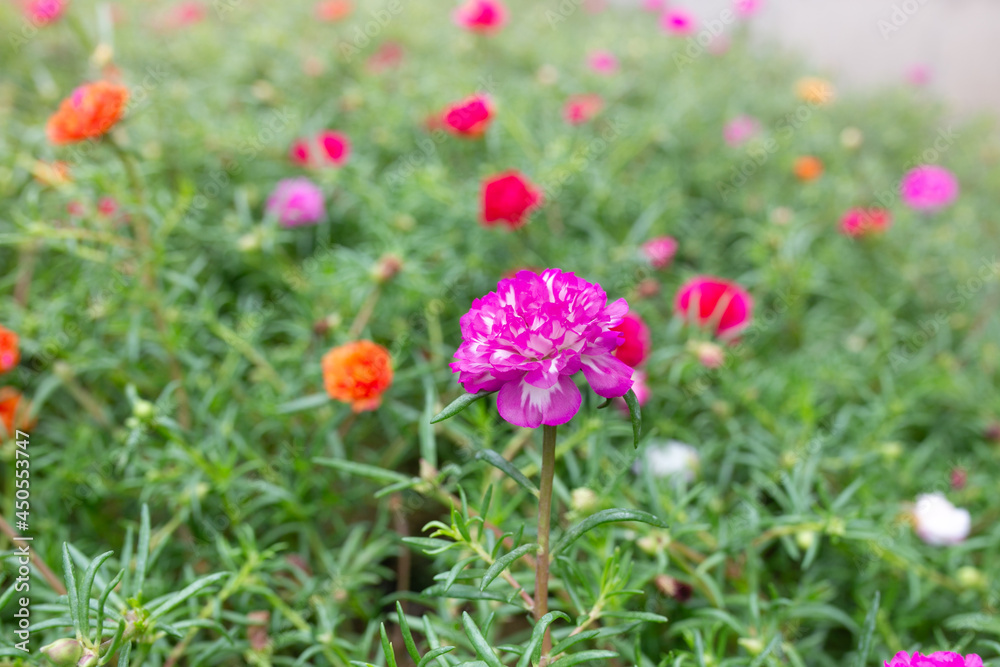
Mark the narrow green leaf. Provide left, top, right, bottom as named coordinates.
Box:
left=79, top=551, right=114, bottom=638
left=461, top=612, right=503, bottom=667
left=623, top=389, right=641, bottom=448
left=314, top=458, right=410, bottom=484
left=62, top=544, right=82, bottom=639
left=421, top=377, right=439, bottom=468
left=134, top=504, right=151, bottom=599
left=115, top=639, right=132, bottom=667
left=598, top=610, right=668, bottom=623
left=551, top=630, right=599, bottom=656
left=101, top=619, right=127, bottom=664
left=548, top=650, right=618, bottom=667
left=480, top=543, right=538, bottom=591
left=422, top=616, right=453, bottom=667
left=276, top=392, right=331, bottom=414
left=147, top=572, right=228, bottom=620
left=476, top=451, right=538, bottom=495
left=852, top=591, right=880, bottom=667
left=515, top=611, right=571, bottom=667
left=396, top=602, right=422, bottom=664
left=401, top=537, right=458, bottom=555
left=422, top=584, right=511, bottom=604
left=430, top=391, right=495, bottom=424
left=96, top=569, right=125, bottom=644
left=418, top=647, right=456, bottom=667
left=0, top=583, right=18, bottom=612
left=380, top=623, right=398, bottom=667
left=551, top=509, right=667, bottom=557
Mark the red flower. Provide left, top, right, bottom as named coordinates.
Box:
left=612, top=313, right=651, bottom=367
left=839, top=207, right=892, bottom=237
left=453, top=0, right=507, bottom=34
left=322, top=341, right=393, bottom=412
left=563, top=94, right=603, bottom=125
left=0, top=326, right=19, bottom=374
left=289, top=130, right=351, bottom=168
left=481, top=171, right=543, bottom=230
left=442, top=95, right=494, bottom=137
left=366, top=41, right=404, bottom=73
left=674, top=276, right=753, bottom=339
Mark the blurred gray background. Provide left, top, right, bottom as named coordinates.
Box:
left=634, top=0, right=1000, bottom=115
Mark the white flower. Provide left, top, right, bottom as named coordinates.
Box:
left=913, top=493, right=971, bottom=546
left=636, top=440, right=700, bottom=483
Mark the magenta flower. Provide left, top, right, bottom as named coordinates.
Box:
left=901, top=165, right=958, bottom=211
left=26, top=0, right=67, bottom=24
left=266, top=178, right=325, bottom=227
left=723, top=115, right=760, bottom=147
left=661, top=8, right=696, bottom=35
left=885, top=652, right=982, bottom=667
left=450, top=269, right=634, bottom=428
left=587, top=50, right=619, bottom=75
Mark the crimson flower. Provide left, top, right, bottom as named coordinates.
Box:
left=481, top=171, right=543, bottom=230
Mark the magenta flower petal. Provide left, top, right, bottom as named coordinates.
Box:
left=498, top=375, right=582, bottom=428
left=581, top=353, right=635, bottom=397
left=450, top=268, right=632, bottom=427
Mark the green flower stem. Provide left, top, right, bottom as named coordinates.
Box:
left=535, top=424, right=557, bottom=660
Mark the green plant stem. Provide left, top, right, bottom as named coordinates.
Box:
left=535, top=424, right=557, bottom=660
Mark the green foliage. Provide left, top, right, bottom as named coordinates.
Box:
left=0, top=0, right=999, bottom=666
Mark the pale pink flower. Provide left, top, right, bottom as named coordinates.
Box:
left=587, top=50, right=619, bottom=75
left=907, top=64, right=931, bottom=87
left=641, top=236, right=678, bottom=269
left=734, top=0, right=762, bottom=18
left=723, top=115, right=760, bottom=147
left=901, top=165, right=959, bottom=211
left=266, top=178, right=325, bottom=227
left=641, top=0, right=665, bottom=11
left=450, top=269, right=633, bottom=428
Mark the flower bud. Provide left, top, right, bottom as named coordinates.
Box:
left=77, top=649, right=99, bottom=667
left=372, top=254, right=403, bottom=284
left=795, top=530, right=817, bottom=550
left=570, top=487, right=598, bottom=513
left=738, top=637, right=765, bottom=656
left=40, top=638, right=83, bottom=665
left=957, top=566, right=986, bottom=589
left=132, top=399, right=155, bottom=420
left=693, top=341, right=724, bottom=369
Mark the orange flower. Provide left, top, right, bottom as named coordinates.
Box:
left=31, top=160, right=72, bottom=186
left=47, top=81, right=129, bottom=145
left=316, top=0, right=352, bottom=21
left=322, top=341, right=393, bottom=412
left=793, top=155, right=824, bottom=182
left=0, top=388, right=33, bottom=439
left=795, top=77, right=835, bottom=105
left=0, top=325, right=19, bottom=374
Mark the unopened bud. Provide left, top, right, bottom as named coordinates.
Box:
left=570, top=487, right=598, bottom=513
left=372, top=254, right=403, bottom=284
left=738, top=637, right=765, bottom=656
left=40, top=638, right=83, bottom=666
